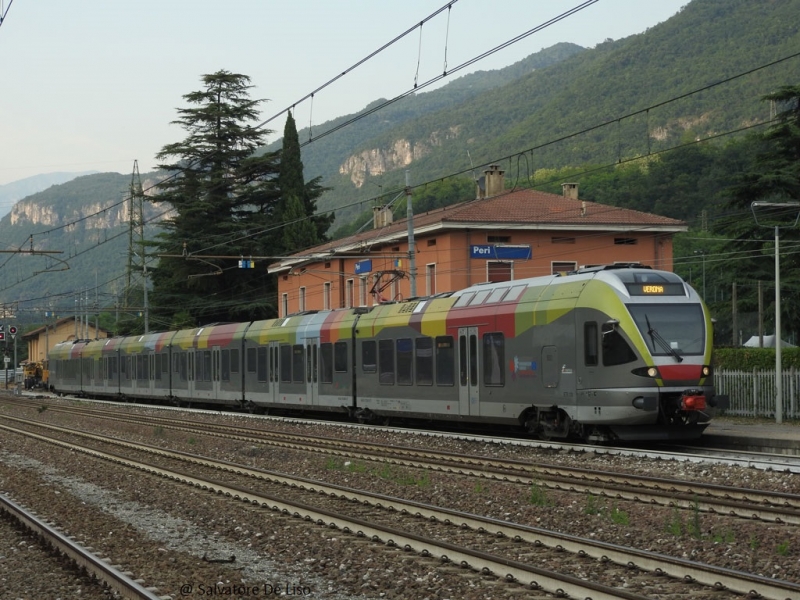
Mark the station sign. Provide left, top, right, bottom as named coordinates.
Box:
left=470, top=245, right=532, bottom=260
left=354, top=259, right=373, bottom=274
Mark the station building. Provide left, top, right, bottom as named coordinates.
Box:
left=268, top=166, right=686, bottom=316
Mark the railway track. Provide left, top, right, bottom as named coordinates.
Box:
left=13, top=400, right=800, bottom=526
left=3, top=415, right=800, bottom=600
left=0, top=493, right=162, bottom=600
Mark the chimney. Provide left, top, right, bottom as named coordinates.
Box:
left=372, top=205, right=393, bottom=228
left=562, top=182, right=579, bottom=199
left=476, top=165, right=505, bottom=199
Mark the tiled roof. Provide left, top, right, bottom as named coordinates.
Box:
left=269, top=187, right=685, bottom=272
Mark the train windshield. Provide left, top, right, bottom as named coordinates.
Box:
left=626, top=304, right=705, bottom=357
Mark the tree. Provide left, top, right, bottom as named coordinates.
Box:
left=713, top=85, right=800, bottom=342
left=148, top=71, right=282, bottom=326
left=278, top=111, right=332, bottom=252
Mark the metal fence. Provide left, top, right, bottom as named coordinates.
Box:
left=715, top=369, right=800, bottom=419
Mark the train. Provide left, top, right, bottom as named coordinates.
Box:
left=47, top=264, right=728, bottom=443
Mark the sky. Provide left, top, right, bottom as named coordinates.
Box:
left=0, top=0, right=688, bottom=188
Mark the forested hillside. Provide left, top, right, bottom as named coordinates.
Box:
left=298, top=0, right=800, bottom=229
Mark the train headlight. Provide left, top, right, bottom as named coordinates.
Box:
left=702, top=365, right=711, bottom=377
left=631, top=366, right=660, bottom=378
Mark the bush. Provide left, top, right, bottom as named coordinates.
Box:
left=714, top=347, right=800, bottom=370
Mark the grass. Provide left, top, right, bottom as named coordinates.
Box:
left=528, top=481, right=552, bottom=507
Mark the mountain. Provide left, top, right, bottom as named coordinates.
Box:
left=1, top=0, right=798, bottom=323
left=0, top=172, right=96, bottom=219
left=297, top=0, right=800, bottom=228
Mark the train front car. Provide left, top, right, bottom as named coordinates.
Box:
left=574, top=266, right=727, bottom=442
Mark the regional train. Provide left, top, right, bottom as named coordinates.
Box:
left=47, top=264, right=728, bottom=443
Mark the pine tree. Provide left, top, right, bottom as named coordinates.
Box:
left=148, top=71, right=282, bottom=326
left=278, top=111, right=332, bottom=253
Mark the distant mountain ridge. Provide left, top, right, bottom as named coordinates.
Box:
left=0, top=172, right=96, bottom=219
left=2, top=0, right=799, bottom=321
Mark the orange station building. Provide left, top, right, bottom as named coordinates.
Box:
left=268, top=167, right=686, bottom=316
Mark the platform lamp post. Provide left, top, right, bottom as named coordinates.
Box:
left=751, top=200, right=800, bottom=424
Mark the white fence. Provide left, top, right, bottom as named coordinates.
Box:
left=715, top=369, right=800, bottom=419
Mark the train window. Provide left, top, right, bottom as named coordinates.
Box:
left=362, top=341, right=377, bottom=373
left=454, top=292, right=474, bottom=308
left=415, top=337, right=434, bottom=386
left=459, top=336, right=467, bottom=386
left=503, top=284, right=527, bottom=302
left=280, top=345, right=292, bottom=382
left=483, top=333, right=505, bottom=386
left=155, top=355, right=162, bottom=381
left=469, top=335, right=479, bottom=385
left=162, top=353, right=169, bottom=376
left=486, top=287, right=509, bottom=303
left=320, top=343, right=333, bottom=383
left=306, top=346, right=312, bottom=383
left=334, top=341, right=348, bottom=373
left=469, top=290, right=492, bottom=305
left=293, top=345, right=304, bottom=383
left=436, top=336, right=455, bottom=386
left=230, top=349, right=240, bottom=374
left=221, top=349, right=230, bottom=382
left=202, top=351, right=212, bottom=381
left=378, top=339, right=395, bottom=385
left=256, top=346, right=267, bottom=382
left=247, top=347, right=257, bottom=373
left=584, top=322, right=599, bottom=366
left=627, top=304, right=705, bottom=356
left=194, top=353, right=202, bottom=382
left=397, top=338, right=413, bottom=385
left=179, top=353, right=187, bottom=381
left=601, top=324, right=637, bottom=366
left=312, top=344, right=317, bottom=383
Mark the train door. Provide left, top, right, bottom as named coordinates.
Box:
left=212, top=346, right=221, bottom=397
left=306, top=338, right=319, bottom=405
left=458, top=327, right=479, bottom=416
left=188, top=348, right=196, bottom=398
left=269, top=341, right=281, bottom=404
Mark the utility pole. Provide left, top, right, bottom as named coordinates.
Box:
left=127, top=160, right=149, bottom=332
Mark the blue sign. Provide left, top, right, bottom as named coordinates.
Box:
left=354, top=259, right=373, bottom=274
left=470, top=245, right=531, bottom=260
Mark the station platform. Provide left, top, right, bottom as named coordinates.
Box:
left=703, top=417, right=800, bottom=454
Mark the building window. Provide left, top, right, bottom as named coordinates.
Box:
left=281, top=293, right=288, bottom=317
left=426, top=263, right=436, bottom=295
left=487, top=261, right=512, bottom=283
left=346, top=279, right=354, bottom=308
left=323, top=282, right=331, bottom=310
left=359, top=276, right=367, bottom=307
left=487, top=235, right=510, bottom=243
left=551, top=236, right=576, bottom=244
left=614, top=237, right=638, bottom=245
left=299, top=287, right=306, bottom=312
left=427, top=238, right=437, bottom=247
left=552, top=261, right=576, bottom=275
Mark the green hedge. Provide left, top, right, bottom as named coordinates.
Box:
left=713, top=347, right=800, bottom=370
